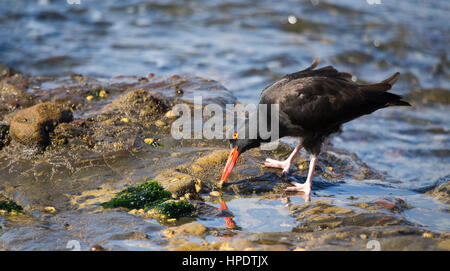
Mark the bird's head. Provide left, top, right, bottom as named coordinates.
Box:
left=219, top=132, right=261, bottom=186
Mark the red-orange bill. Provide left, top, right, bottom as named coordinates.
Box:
left=219, top=147, right=239, bottom=186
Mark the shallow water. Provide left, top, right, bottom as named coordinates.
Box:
left=0, top=0, right=449, bottom=250
left=201, top=198, right=297, bottom=232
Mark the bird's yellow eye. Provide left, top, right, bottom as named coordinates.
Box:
left=233, top=132, right=238, bottom=139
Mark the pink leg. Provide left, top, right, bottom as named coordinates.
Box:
left=285, top=154, right=317, bottom=202
left=264, top=140, right=302, bottom=174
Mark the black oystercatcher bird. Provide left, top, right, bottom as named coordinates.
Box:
left=219, top=59, right=410, bottom=201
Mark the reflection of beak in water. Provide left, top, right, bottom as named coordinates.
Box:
left=219, top=200, right=236, bottom=230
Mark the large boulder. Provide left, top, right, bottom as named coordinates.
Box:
left=9, top=102, right=73, bottom=147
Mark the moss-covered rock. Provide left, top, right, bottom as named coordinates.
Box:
left=155, top=200, right=194, bottom=218
left=102, top=89, right=169, bottom=121
left=101, top=180, right=171, bottom=209
left=102, top=180, right=195, bottom=218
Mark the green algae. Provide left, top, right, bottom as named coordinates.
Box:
left=155, top=200, right=194, bottom=219
left=102, top=180, right=194, bottom=218
left=0, top=200, right=23, bottom=212
left=102, top=180, right=171, bottom=209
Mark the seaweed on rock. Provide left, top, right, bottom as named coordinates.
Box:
left=102, top=180, right=194, bottom=218
left=0, top=200, right=23, bottom=212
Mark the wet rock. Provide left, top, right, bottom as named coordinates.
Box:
left=222, top=173, right=287, bottom=194
left=90, top=244, right=106, bottom=251
left=102, top=88, right=169, bottom=121
left=373, top=197, right=411, bottom=212
left=171, top=242, right=207, bottom=251
left=209, top=191, right=221, bottom=197
left=191, top=150, right=230, bottom=170
left=163, top=221, right=207, bottom=238
left=154, top=170, right=199, bottom=197
left=43, top=206, right=56, bottom=213
left=176, top=149, right=230, bottom=191
left=9, top=102, right=73, bottom=147
left=353, top=197, right=411, bottom=213
left=223, top=239, right=256, bottom=251
left=165, top=109, right=177, bottom=119
left=0, top=80, right=35, bottom=119
left=437, top=240, right=450, bottom=250
left=426, top=180, right=450, bottom=204
left=351, top=202, right=381, bottom=211
left=52, top=122, right=84, bottom=139
left=291, top=199, right=410, bottom=232
left=0, top=123, right=9, bottom=149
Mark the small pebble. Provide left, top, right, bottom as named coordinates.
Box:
left=195, top=182, right=202, bottom=193
left=165, top=110, right=177, bottom=119
left=422, top=232, right=434, bottom=238
left=86, top=95, right=94, bottom=101
left=155, top=120, right=166, bottom=127
left=44, top=206, right=56, bottom=213
left=144, top=138, right=155, bottom=144
left=210, top=191, right=221, bottom=197
left=140, top=109, right=148, bottom=116
left=90, top=245, right=105, bottom=251
left=98, top=90, right=107, bottom=98
left=120, top=117, right=130, bottom=123
left=175, top=86, right=184, bottom=95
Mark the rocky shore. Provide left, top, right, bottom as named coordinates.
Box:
left=0, top=67, right=448, bottom=250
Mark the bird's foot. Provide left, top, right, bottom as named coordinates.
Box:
left=264, top=158, right=291, bottom=174
left=285, top=181, right=311, bottom=202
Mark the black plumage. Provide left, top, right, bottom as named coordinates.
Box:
left=257, top=58, right=410, bottom=154
left=220, top=59, right=410, bottom=199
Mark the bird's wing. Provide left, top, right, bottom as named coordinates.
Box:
left=259, top=59, right=352, bottom=101
left=283, top=59, right=352, bottom=81
left=265, top=70, right=408, bottom=133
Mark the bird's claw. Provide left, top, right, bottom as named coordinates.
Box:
left=263, top=158, right=291, bottom=174
left=285, top=181, right=311, bottom=202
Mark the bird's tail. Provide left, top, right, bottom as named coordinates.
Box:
left=360, top=72, right=411, bottom=107
left=358, top=72, right=400, bottom=92
left=382, top=72, right=400, bottom=86
left=383, top=92, right=411, bottom=107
